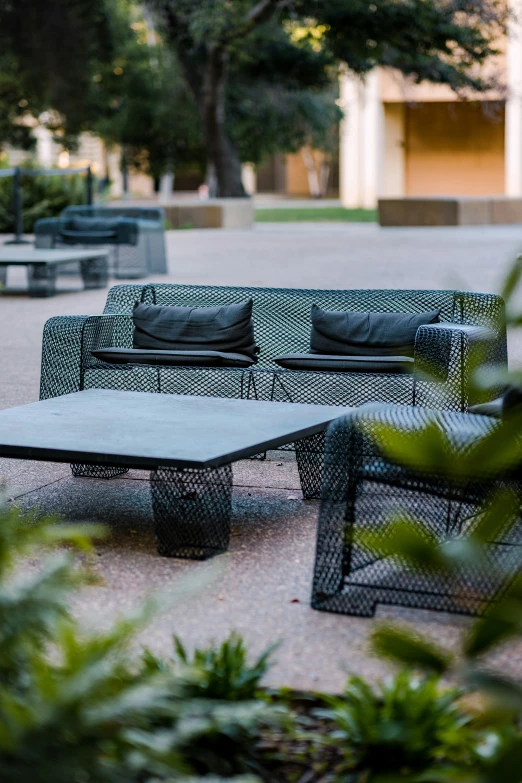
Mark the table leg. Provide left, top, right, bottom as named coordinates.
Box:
left=71, top=464, right=129, bottom=479
left=295, top=432, right=325, bottom=500
left=150, top=464, right=233, bottom=559
left=80, top=256, right=109, bottom=290
left=27, top=264, right=57, bottom=297
left=0, top=266, right=6, bottom=288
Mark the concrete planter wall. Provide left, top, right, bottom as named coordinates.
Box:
left=161, top=198, right=254, bottom=229
left=378, top=197, right=522, bottom=227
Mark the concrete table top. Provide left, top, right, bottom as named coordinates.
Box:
left=0, top=389, right=353, bottom=470
left=0, top=247, right=109, bottom=265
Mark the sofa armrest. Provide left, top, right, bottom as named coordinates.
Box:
left=40, top=315, right=135, bottom=400
left=414, top=322, right=499, bottom=411
left=34, top=218, right=67, bottom=248
left=40, top=315, right=90, bottom=399
left=81, top=314, right=134, bottom=369
left=114, top=218, right=139, bottom=246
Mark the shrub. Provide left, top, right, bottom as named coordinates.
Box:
left=316, top=672, right=503, bottom=779
left=0, top=497, right=282, bottom=782
left=0, top=160, right=88, bottom=233
left=144, top=633, right=276, bottom=702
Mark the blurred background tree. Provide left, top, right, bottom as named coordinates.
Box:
left=148, top=0, right=506, bottom=196
left=0, top=0, right=507, bottom=196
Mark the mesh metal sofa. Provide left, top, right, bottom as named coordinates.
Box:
left=62, top=206, right=168, bottom=275
left=312, top=404, right=522, bottom=617
left=39, top=283, right=507, bottom=498
left=34, top=211, right=145, bottom=279
left=41, top=282, right=506, bottom=412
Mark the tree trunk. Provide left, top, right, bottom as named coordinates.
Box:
left=301, top=146, right=321, bottom=198
left=202, top=45, right=247, bottom=198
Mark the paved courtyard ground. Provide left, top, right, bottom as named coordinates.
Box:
left=2, top=221, right=522, bottom=692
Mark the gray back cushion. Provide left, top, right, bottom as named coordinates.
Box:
left=133, top=300, right=259, bottom=360
left=104, top=284, right=457, bottom=367
left=310, top=305, right=441, bottom=357
left=70, top=217, right=120, bottom=233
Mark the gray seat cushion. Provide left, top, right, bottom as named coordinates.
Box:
left=469, top=387, right=522, bottom=419
left=60, top=229, right=116, bottom=242
left=468, top=398, right=503, bottom=418
left=310, top=304, right=441, bottom=357
left=91, top=348, right=255, bottom=368
left=273, top=353, right=415, bottom=374
left=133, top=300, right=259, bottom=361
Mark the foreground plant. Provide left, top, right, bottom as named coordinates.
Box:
left=348, top=260, right=522, bottom=781
left=144, top=632, right=277, bottom=701
left=0, top=498, right=283, bottom=782
left=316, top=672, right=508, bottom=781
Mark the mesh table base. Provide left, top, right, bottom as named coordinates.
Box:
left=295, top=432, right=326, bottom=499
left=27, top=264, right=58, bottom=297
left=79, top=256, right=109, bottom=289
left=150, top=465, right=233, bottom=559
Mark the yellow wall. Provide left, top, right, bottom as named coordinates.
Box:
left=405, top=102, right=505, bottom=196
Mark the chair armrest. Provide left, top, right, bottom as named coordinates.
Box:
left=414, top=323, right=499, bottom=411
left=454, top=290, right=507, bottom=374
left=40, top=315, right=90, bottom=399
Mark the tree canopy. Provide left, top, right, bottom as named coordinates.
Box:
left=149, top=0, right=506, bottom=195
left=0, top=0, right=508, bottom=195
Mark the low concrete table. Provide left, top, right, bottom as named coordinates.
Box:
left=0, top=389, right=352, bottom=559
left=0, top=247, right=110, bottom=296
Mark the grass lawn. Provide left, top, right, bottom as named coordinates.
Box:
left=255, top=206, right=377, bottom=222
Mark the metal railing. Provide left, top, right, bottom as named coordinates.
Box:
left=2, top=165, right=93, bottom=245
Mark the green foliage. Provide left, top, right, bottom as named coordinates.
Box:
left=144, top=632, right=276, bottom=701
left=0, top=0, right=112, bottom=144
left=317, top=672, right=498, bottom=779
left=357, top=258, right=522, bottom=780
left=86, top=1, right=205, bottom=180
left=140, top=634, right=284, bottom=776
left=0, top=495, right=284, bottom=782
left=0, top=163, right=88, bottom=233
left=149, top=0, right=506, bottom=193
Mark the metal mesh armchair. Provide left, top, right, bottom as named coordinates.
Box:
left=62, top=206, right=168, bottom=275
left=312, top=405, right=522, bottom=617
left=34, top=214, right=143, bottom=279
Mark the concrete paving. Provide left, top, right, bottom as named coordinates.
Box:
left=2, top=222, right=522, bottom=692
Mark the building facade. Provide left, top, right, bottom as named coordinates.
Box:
left=340, top=3, right=522, bottom=208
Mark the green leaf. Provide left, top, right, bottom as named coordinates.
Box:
left=480, top=736, right=522, bottom=783
left=464, top=578, right=522, bottom=657
left=464, top=669, right=522, bottom=715
left=372, top=626, right=452, bottom=674
left=356, top=517, right=450, bottom=572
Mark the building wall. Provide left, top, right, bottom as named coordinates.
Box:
left=404, top=101, right=505, bottom=196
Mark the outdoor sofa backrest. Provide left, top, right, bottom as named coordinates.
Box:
left=103, top=283, right=506, bottom=369
left=62, top=205, right=164, bottom=225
